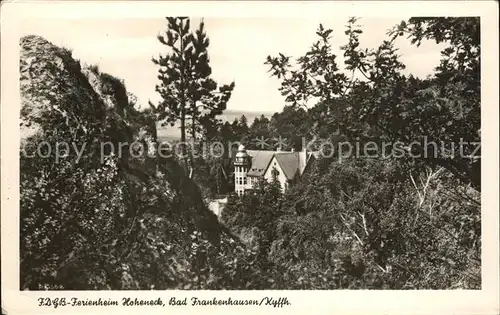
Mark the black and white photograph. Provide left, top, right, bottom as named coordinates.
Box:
left=1, top=1, right=499, bottom=314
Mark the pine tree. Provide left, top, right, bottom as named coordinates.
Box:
left=186, top=20, right=235, bottom=141
left=151, top=17, right=191, bottom=171
left=151, top=17, right=235, bottom=173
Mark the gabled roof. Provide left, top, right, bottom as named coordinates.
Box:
left=235, top=149, right=319, bottom=179
left=274, top=152, right=300, bottom=180
left=246, top=150, right=275, bottom=177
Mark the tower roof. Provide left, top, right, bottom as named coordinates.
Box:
left=235, top=144, right=249, bottom=159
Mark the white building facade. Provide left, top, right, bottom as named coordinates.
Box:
left=234, top=145, right=251, bottom=196
left=233, top=145, right=317, bottom=196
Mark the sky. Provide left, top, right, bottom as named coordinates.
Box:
left=19, top=17, right=446, bottom=114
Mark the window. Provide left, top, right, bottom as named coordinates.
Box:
left=243, top=177, right=247, bottom=185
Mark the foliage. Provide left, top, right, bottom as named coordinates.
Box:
left=222, top=157, right=480, bottom=289
left=150, top=17, right=235, bottom=171
left=20, top=16, right=482, bottom=291
left=19, top=35, right=268, bottom=290
left=221, top=179, right=285, bottom=271
left=220, top=17, right=481, bottom=289
left=265, top=17, right=481, bottom=191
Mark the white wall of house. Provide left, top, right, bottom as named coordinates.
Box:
left=245, top=176, right=258, bottom=190
left=263, top=156, right=289, bottom=193
left=299, top=150, right=307, bottom=173
left=234, top=165, right=248, bottom=196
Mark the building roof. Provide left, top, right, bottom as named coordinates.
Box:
left=274, top=152, right=300, bottom=180
left=246, top=150, right=275, bottom=177
left=235, top=144, right=249, bottom=159
left=233, top=146, right=319, bottom=179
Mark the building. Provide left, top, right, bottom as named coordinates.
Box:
left=233, top=145, right=318, bottom=196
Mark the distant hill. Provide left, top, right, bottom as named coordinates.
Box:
left=221, top=109, right=275, bottom=123
left=157, top=109, right=275, bottom=142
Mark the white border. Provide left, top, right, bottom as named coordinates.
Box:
left=1, top=1, right=499, bottom=315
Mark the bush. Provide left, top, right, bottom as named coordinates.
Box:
left=222, top=157, right=480, bottom=289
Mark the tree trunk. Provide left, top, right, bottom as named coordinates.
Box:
left=179, top=25, right=188, bottom=174
left=191, top=115, right=196, bottom=140
left=180, top=107, right=188, bottom=173
left=189, top=98, right=198, bottom=179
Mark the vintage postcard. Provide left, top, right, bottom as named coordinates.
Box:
left=1, top=1, right=499, bottom=314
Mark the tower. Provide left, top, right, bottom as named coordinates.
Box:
left=234, top=144, right=251, bottom=196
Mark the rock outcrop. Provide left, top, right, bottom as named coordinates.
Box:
left=19, top=35, right=267, bottom=290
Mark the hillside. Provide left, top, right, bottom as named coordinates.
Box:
left=19, top=35, right=269, bottom=290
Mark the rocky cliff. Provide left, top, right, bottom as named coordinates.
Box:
left=19, top=35, right=267, bottom=290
